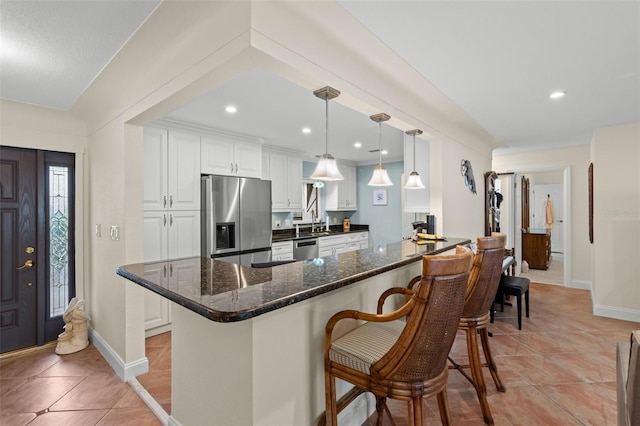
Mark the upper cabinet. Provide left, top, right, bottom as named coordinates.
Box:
left=201, top=135, right=261, bottom=178
left=267, top=152, right=302, bottom=211
left=144, top=127, right=201, bottom=211
left=326, top=165, right=357, bottom=211
left=403, top=137, right=430, bottom=213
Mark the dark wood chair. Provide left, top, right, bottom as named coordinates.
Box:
left=432, top=233, right=507, bottom=425
left=496, top=275, right=530, bottom=330
left=323, top=246, right=473, bottom=426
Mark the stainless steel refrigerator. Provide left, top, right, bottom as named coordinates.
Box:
left=201, top=175, right=272, bottom=266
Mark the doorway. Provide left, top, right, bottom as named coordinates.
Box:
left=0, top=146, right=76, bottom=353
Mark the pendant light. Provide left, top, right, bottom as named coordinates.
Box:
left=368, top=113, right=393, bottom=186
left=404, top=129, right=425, bottom=189
left=310, top=86, right=344, bottom=181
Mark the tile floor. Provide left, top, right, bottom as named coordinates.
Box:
left=0, top=342, right=160, bottom=425
left=2, top=282, right=637, bottom=425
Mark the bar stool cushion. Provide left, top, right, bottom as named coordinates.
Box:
left=330, top=321, right=404, bottom=374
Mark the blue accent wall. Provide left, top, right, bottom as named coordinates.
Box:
left=351, top=161, right=404, bottom=247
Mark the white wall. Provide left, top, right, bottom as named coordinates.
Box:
left=590, top=123, right=640, bottom=321
left=493, top=144, right=591, bottom=286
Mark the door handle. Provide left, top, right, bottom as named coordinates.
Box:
left=17, top=259, right=34, bottom=270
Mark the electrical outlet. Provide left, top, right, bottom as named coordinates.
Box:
left=275, top=220, right=281, bottom=228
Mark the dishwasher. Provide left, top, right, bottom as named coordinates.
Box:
left=293, top=238, right=319, bottom=260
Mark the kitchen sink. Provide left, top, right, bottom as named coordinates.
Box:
left=310, top=231, right=330, bottom=237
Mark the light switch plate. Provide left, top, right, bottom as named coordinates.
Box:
left=110, top=225, right=119, bottom=241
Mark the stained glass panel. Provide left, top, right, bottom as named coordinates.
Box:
left=49, top=166, right=69, bottom=317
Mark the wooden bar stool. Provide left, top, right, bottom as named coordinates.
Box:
left=323, top=246, right=473, bottom=426
left=430, top=233, right=507, bottom=425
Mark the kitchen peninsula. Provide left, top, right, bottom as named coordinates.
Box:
left=117, top=237, right=469, bottom=425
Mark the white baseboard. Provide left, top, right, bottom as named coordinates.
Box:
left=570, top=280, right=591, bottom=290
left=130, top=377, right=169, bottom=426
left=89, top=328, right=149, bottom=381
left=593, top=304, right=640, bottom=323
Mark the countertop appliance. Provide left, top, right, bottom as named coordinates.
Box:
left=293, top=238, right=318, bottom=260
left=202, top=175, right=272, bottom=267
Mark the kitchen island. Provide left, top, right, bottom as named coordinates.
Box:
left=117, top=237, right=469, bottom=426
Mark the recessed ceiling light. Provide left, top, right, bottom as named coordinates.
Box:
left=549, top=91, right=566, bottom=99
left=302, top=127, right=311, bottom=134
left=381, top=149, right=388, bottom=155
left=225, top=105, right=237, bottom=113
left=354, top=141, right=362, bottom=148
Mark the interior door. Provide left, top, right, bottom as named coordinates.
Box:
left=0, top=147, right=38, bottom=352
left=534, top=183, right=564, bottom=253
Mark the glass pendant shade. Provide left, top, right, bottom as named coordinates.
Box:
left=311, top=86, right=344, bottom=181
left=404, top=171, right=425, bottom=189
left=404, top=128, right=425, bottom=189
left=368, top=113, right=393, bottom=187
left=368, top=164, right=393, bottom=186
left=311, top=153, right=343, bottom=181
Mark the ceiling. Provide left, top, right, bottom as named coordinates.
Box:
left=2, top=1, right=638, bottom=163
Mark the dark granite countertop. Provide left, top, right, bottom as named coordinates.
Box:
left=271, top=224, right=369, bottom=242
left=116, top=237, right=470, bottom=323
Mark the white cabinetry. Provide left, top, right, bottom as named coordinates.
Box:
left=143, top=126, right=202, bottom=336
left=326, top=165, right=357, bottom=211
left=143, top=128, right=200, bottom=211
left=272, top=241, right=294, bottom=261
left=345, top=232, right=369, bottom=251
left=267, top=152, right=302, bottom=211
left=319, top=232, right=368, bottom=257
left=201, top=135, right=261, bottom=178
left=319, top=235, right=347, bottom=257
left=403, top=137, right=430, bottom=213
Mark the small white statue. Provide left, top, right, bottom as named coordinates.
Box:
left=55, top=297, right=90, bottom=355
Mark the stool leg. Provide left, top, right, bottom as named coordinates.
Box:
left=479, top=327, right=505, bottom=392
left=466, top=325, right=494, bottom=424
left=516, top=294, right=522, bottom=330
left=525, top=289, right=530, bottom=318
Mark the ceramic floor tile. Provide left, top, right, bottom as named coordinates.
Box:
left=145, top=332, right=171, bottom=348
left=0, top=350, right=61, bottom=379
left=537, top=382, right=618, bottom=425
left=40, top=347, right=112, bottom=377
left=144, top=345, right=171, bottom=371
left=112, top=387, right=148, bottom=409
left=27, top=409, right=109, bottom=426
left=0, top=376, right=84, bottom=413
left=136, top=369, right=171, bottom=406
left=49, top=372, right=130, bottom=411
left=96, top=407, right=163, bottom=425
left=488, top=385, right=581, bottom=425
left=0, top=412, right=36, bottom=426
left=495, top=354, right=585, bottom=385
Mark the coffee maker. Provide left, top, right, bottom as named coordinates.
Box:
left=411, top=215, right=435, bottom=235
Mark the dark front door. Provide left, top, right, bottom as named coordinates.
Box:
left=0, top=147, right=75, bottom=353
left=0, top=146, right=38, bottom=352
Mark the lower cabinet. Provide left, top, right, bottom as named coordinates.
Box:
left=143, top=209, right=200, bottom=336
left=319, top=232, right=368, bottom=256
left=272, top=241, right=294, bottom=261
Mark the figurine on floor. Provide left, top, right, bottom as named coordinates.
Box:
left=55, top=297, right=90, bottom=355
